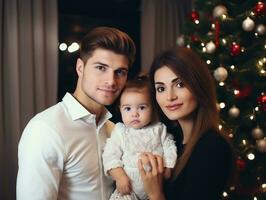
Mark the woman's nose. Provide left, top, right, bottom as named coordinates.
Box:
left=167, top=89, right=177, bottom=101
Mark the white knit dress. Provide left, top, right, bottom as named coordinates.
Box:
left=102, top=122, right=177, bottom=200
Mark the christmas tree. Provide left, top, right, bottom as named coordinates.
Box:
left=177, top=1, right=266, bottom=199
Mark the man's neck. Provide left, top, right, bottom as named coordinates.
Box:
left=73, top=90, right=104, bottom=124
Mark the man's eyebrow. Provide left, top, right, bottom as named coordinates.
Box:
left=93, top=62, right=109, bottom=66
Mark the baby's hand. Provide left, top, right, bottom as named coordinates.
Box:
left=116, top=175, right=132, bottom=195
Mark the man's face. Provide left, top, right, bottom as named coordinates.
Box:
left=76, top=48, right=129, bottom=106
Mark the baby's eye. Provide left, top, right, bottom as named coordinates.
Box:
left=156, top=86, right=165, bottom=93
left=124, top=107, right=131, bottom=111
left=139, top=105, right=146, bottom=110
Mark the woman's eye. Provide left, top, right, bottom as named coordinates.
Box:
left=176, top=80, right=184, bottom=88
left=156, top=87, right=165, bottom=93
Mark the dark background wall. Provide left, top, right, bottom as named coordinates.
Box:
left=58, top=0, right=141, bottom=101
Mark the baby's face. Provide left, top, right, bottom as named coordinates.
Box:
left=119, top=90, right=152, bottom=129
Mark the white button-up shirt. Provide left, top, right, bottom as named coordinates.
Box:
left=17, top=93, right=114, bottom=200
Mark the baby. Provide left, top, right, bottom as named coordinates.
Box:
left=102, top=77, right=177, bottom=200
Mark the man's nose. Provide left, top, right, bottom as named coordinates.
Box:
left=105, top=72, right=116, bottom=86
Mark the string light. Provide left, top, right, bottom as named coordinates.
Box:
left=219, top=82, right=225, bottom=86
left=219, top=125, right=223, bottom=130
left=186, top=44, right=191, bottom=48
left=234, top=89, right=240, bottom=95
left=250, top=115, right=255, bottom=120
left=255, top=106, right=259, bottom=111
left=222, top=192, right=228, bottom=197
left=220, top=102, right=226, bottom=109
left=67, top=42, right=80, bottom=53
left=201, top=43, right=205, bottom=47
left=59, top=43, right=67, bottom=51
left=222, top=38, right=227, bottom=45
left=247, top=152, right=255, bottom=160
left=253, top=197, right=257, bottom=200
left=242, top=139, right=247, bottom=145
left=262, top=183, right=266, bottom=189
left=202, top=47, right=207, bottom=52
left=222, top=14, right=227, bottom=20
left=206, top=60, right=211, bottom=64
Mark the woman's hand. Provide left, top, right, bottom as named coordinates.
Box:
left=138, top=153, right=166, bottom=200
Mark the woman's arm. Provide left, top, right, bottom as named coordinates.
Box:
left=138, top=153, right=166, bottom=200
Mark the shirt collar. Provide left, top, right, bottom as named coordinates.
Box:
left=62, top=92, right=112, bottom=123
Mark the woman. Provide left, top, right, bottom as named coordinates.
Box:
left=138, top=47, right=234, bottom=200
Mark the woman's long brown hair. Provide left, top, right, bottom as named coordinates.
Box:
left=149, top=46, right=221, bottom=178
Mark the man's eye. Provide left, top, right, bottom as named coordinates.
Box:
left=156, top=87, right=165, bottom=93
left=96, top=65, right=106, bottom=71
left=115, top=69, right=128, bottom=77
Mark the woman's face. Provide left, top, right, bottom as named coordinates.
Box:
left=154, top=66, right=198, bottom=122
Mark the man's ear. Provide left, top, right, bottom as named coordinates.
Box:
left=76, top=58, right=84, bottom=77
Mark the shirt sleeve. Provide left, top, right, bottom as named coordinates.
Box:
left=16, top=119, right=65, bottom=200
left=178, top=134, right=232, bottom=200
left=102, top=123, right=124, bottom=176
left=160, top=123, right=177, bottom=168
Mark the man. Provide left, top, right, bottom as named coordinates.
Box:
left=16, top=27, right=136, bottom=200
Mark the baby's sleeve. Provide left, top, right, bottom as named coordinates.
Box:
left=159, top=123, right=178, bottom=168
left=102, top=123, right=125, bottom=176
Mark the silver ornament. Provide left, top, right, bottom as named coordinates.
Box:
left=256, top=24, right=266, bottom=35
left=213, top=5, right=228, bottom=18
left=213, top=66, right=228, bottom=82
left=206, top=41, right=216, bottom=54
left=176, top=35, right=185, bottom=46
left=252, top=127, right=264, bottom=140
left=228, top=106, right=240, bottom=118
left=242, top=17, right=255, bottom=32
left=256, top=138, right=266, bottom=153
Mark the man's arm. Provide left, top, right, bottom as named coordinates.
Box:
left=17, top=120, right=64, bottom=200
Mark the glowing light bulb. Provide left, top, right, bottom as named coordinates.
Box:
left=222, top=192, right=228, bottom=197
left=247, top=153, right=255, bottom=160
left=59, top=43, right=67, bottom=51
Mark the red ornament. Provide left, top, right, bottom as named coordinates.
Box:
left=236, top=158, right=246, bottom=171
left=191, top=10, right=200, bottom=22
left=253, top=2, right=266, bottom=16
left=236, top=85, right=252, bottom=99
left=191, top=35, right=199, bottom=43
left=257, top=94, right=266, bottom=111
left=230, top=43, right=241, bottom=56
left=215, top=20, right=220, bottom=47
